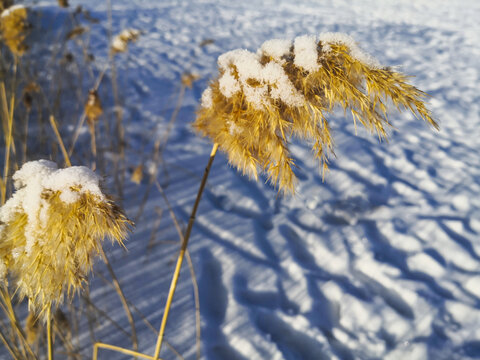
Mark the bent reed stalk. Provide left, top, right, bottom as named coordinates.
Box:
left=153, top=143, right=218, bottom=359
left=93, top=143, right=218, bottom=360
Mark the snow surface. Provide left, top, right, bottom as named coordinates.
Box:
left=3, top=0, right=480, bottom=359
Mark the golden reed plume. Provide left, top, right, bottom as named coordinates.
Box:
left=0, top=4, right=30, bottom=55
left=0, top=160, right=132, bottom=319
left=194, top=33, right=438, bottom=193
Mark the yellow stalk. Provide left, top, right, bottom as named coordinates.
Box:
left=0, top=285, right=37, bottom=359
left=47, top=307, right=53, bottom=360
left=153, top=143, right=218, bottom=359
left=0, top=327, right=19, bottom=360
left=154, top=181, right=201, bottom=359
left=89, top=122, right=97, bottom=170
left=93, top=144, right=218, bottom=359
left=93, top=342, right=161, bottom=360
left=1, top=83, right=13, bottom=205
left=2, top=57, right=19, bottom=205
left=49, top=115, right=72, bottom=167
left=99, top=248, right=139, bottom=354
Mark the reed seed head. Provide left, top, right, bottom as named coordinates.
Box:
left=22, top=82, right=39, bottom=111
left=25, top=311, right=41, bottom=345
left=85, top=89, right=103, bottom=124
left=194, top=33, right=438, bottom=194
left=57, top=0, right=69, bottom=8
left=0, top=160, right=132, bottom=318
left=181, top=72, right=200, bottom=89
left=111, top=28, right=141, bottom=54
left=130, top=164, right=144, bottom=185
left=0, top=4, right=30, bottom=56
left=66, top=26, right=87, bottom=41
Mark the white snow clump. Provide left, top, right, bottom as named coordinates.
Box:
left=201, top=32, right=382, bottom=110
left=0, top=160, right=105, bottom=256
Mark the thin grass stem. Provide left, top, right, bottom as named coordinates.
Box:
left=68, top=63, right=108, bottom=157
left=134, top=83, right=187, bottom=222
left=49, top=115, right=72, bottom=167
left=81, top=293, right=131, bottom=338
left=52, top=321, right=81, bottom=360
left=106, top=0, right=126, bottom=201
left=99, top=248, right=139, bottom=355
left=47, top=307, right=53, bottom=360
left=154, top=181, right=201, bottom=359
left=0, top=324, right=19, bottom=359
left=93, top=342, right=161, bottom=360
left=0, top=286, right=37, bottom=360
left=22, top=108, right=30, bottom=164
left=88, top=122, right=97, bottom=170
left=1, top=65, right=16, bottom=205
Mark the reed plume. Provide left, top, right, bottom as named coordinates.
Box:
left=0, top=160, right=132, bottom=319
left=0, top=4, right=30, bottom=56
left=111, top=28, right=141, bottom=54
left=194, top=33, right=438, bottom=193
left=85, top=89, right=103, bottom=124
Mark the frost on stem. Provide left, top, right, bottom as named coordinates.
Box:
left=194, top=33, right=438, bottom=194
left=0, top=160, right=132, bottom=318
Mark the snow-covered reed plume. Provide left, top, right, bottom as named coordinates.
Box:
left=0, top=160, right=131, bottom=318
left=195, top=33, right=438, bottom=193
left=111, top=28, right=141, bottom=54
left=0, top=4, right=30, bottom=55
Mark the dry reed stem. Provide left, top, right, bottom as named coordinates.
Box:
left=81, top=291, right=131, bottom=338
left=68, top=61, right=108, bottom=160
left=99, top=248, right=139, bottom=354
left=134, top=81, right=188, bottom=223
left=49, top=115, right=72, bottom=167
left=92, top=145, right=218, bottom=360
left=124, top=300, right=185, bottom=360
left=153, top=143, right=218, bottom=359
left=0, top=82, right=9, bottom=141
left=52, top=319, right=81, bottom=360
left=0, top=285, right=37, bottom=359
left=0, top=325, right=18, bottom=359
left=92, top=271, right=185, bottom=360
left=88, top=122, right=97, bottom=170
left=145, top=207, right=163, bottom=256
left=82, top=287, right=99, bottom=347
left=106, top=0, right=126, bottom=202
left=93, top=342, right=163, bottom=360
left=21, top=107, right=29, bottom=164
left=1, top=65, right=16, bottom=205
left=154, top=181, right=202, bottom=360
left=0, top=82, right=10, bottom=206
left=46, top=307, right=53, bottom=360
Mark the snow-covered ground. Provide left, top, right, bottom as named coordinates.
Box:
left=4, top=0, right=480, bottom=359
